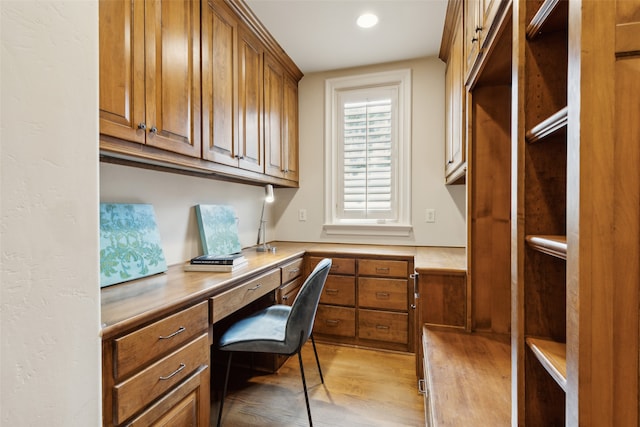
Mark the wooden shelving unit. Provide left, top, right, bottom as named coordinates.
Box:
left=514, top=0, right=640, bottom=425
left=513, top=0, right=568, bottom=424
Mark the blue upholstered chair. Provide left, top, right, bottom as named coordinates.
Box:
left=216, top=258, right=332, bottom=426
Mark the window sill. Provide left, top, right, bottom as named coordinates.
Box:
left=323, top=223, right=413, bottom=237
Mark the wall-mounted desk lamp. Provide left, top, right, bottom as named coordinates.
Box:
left=256, top=184, right=274, bottom=252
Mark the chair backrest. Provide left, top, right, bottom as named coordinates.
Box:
left=285, top=258, right=332, bottom=352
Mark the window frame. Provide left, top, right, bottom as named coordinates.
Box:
left=324, top=69, right=412, bottom=237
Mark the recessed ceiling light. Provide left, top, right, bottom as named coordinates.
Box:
left=357, top=13, right=378, bottom=29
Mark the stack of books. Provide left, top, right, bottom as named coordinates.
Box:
left=183, top=253, right=248, bottom=272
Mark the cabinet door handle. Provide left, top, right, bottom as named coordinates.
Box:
left=158, top=326, right=186, bottom=340
left=149, top=126, right=158, bottom=134
left=159, top=363, right=186, bottom=381
left=137, top=123, right=146, bottom=130
left=418, top=378, right=427, bottom=394
left=248, top=283, right=261, bottom=291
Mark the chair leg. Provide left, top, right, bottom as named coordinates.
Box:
left=217, top=352, right=233, bottom=427
left=298, top=351, right=313, bottom=426
left=310, top=333, right=324, bottom=384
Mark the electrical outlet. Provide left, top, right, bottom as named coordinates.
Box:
left=425, top=209, right=436, bottom=223
left=298, top=209, right=307, bottom=221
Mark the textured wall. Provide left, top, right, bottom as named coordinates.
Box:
left=0, top=1, right=101, bottom=425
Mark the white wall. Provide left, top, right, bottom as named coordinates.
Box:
left=1, top=1, right=101, bottom=425
left=100, top=164, right=276, bottom=265
left=274, top=57, right=467, bottom=246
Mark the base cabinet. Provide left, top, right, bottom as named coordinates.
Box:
left=308, top=254, right=414, bottom=352
left=102, top=302, right=210, bottom=426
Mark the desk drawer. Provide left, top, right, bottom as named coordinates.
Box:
left=358, top=309, right=408, bottom=344
left=308, top=256, right=355, bottom=275
left=359, top=259, right=408, bottom=278
left=281, top=258, right=303, bottom=283
left=114, top=333, right=209, bottom=425
left=114, top=302, right=208, bottom=380
left=314, top=305, right=355, bottom=337
left=278, top=276, right=303, bottom=306
left=358, top=277, right=408, bottom=311
left=210, top=269, right=280, bottom=324
left=320, top=275, right=355, bottom=306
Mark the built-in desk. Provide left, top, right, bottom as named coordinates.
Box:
left=100, top=242, right=466, bottom=426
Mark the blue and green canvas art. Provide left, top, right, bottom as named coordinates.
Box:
left=99, top=203, right=167, bottom=287
left=195, top=205, right=242, bottom=256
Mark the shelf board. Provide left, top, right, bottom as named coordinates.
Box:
left=525, top=235, right=567, bottom=260
left=525, top=107, right=568, bottom=144
left=526, top=0, right=569, bottom=40
left=526, top=338, right=567, bottom=391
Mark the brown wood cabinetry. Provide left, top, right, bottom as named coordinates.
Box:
left=264, top=53, right=300, bottom=182
left=100, top=0, right=302, bottom=187
left=441, top=0, right=466, bottom=184
left=511, top=1, right=640, bottom=425
left=463, top=0, right=509, bottom=84
left=308, top=254, right=414, bottom=352
left=99, top=0, right=201, bottom=158
left=102, top=302, right=210, bottom=426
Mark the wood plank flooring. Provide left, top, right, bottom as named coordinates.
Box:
left=211, top=342, right=424, bottom=426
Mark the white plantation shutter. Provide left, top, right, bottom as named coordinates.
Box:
left=342, top=98, right=394, bottom=217
left=325, top=69, right=412, bottom=236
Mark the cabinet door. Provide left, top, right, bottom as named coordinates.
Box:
left=99, top=0, right=145, bottom=144
left=445, top=11, right=465, bottom=183
left=264, top=54, right=285, bottom=178
left=237, top=26, right=264, bottom=173
left=464, top=0, right=481, bottom=78
left=283, top=73, right=299, bottom=182
left=202, top=0, right=239, bottom=166
left=144, top=0, right=201, bottom=157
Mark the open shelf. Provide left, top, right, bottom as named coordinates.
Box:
left=525, top=235, right=567, bottom=260
left=525, top=107, right=568, bottom=144
left=526, top=337, right=567, bottom=391
left=526, top=0, right=569, bottom=40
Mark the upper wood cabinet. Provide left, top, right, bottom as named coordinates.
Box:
left=264, top=53, right=299, bottom=181
left=99, top=0, right=201, bottom=158
left=100, top=0, right=302, bottom=187
left=236, top=24, right=264, bottom=173
left=201, top=0, right=238, bottom=167
left=463, top=0, right=509, bottom=85
left=441, top=0, right=466, bottom=184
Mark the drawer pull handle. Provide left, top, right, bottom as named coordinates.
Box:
left=376, top=325, right=390, bottom=330
left=418, top=378, right=427, bottom=394
left=289, top=268, right=300, bottom=274
left=282, top=295, right=289, bottom=301
left=159, top=363, right=186, bottom=381
left=376, top=292, right=390, bottom=299
left=158, top=326, right=186, bottom=340
left=248, top=284, right=262, bottom=291
left=376, top=267, right=390, bottom=274
left=326, top=319, right=341, bottom=326
left=325, top=289, right=339, bottom=294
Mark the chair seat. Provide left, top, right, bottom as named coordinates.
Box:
left=219, top=305, right=296, bottom=354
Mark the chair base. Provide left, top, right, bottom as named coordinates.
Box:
left=216, top=338, right=323, bottom=427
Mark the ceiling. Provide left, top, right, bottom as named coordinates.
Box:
left=244, top=0, right=449, bottom=74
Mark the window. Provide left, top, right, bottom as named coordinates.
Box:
left=324, top=69, right=412, bottom=236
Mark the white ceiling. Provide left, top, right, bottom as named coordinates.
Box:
left=244, top=0, right=448, bottom=74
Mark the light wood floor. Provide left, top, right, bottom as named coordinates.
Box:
left=211, top=342, right=425, bottom=426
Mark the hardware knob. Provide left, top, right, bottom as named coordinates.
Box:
left=137, top=123, right=146, bottom=130
left=149, top=126, right=158, bottom=133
